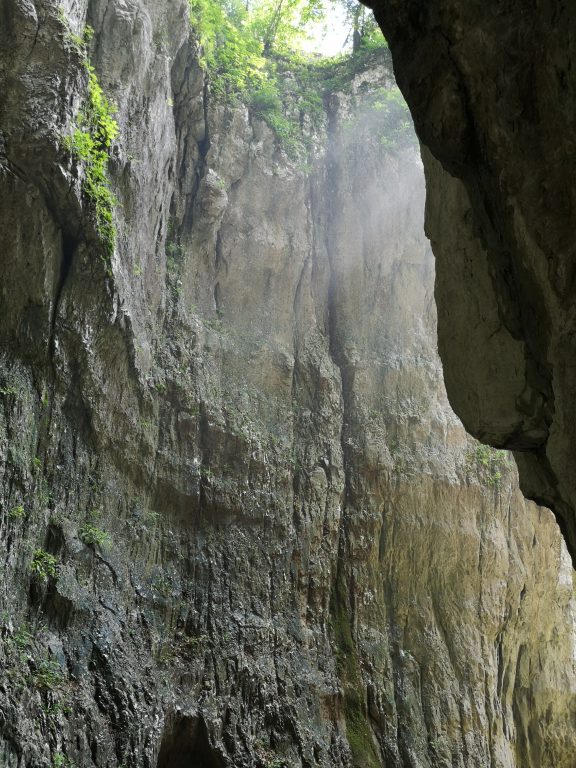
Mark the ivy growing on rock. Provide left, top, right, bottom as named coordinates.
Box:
left=63, top=25, right=119, bottom=270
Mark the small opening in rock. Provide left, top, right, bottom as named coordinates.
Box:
left=156, top=714, right=225, bottom=768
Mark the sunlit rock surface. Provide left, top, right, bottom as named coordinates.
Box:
left=0, top=1, right=575, bottom=766
left=368, top=0, right=576, bottom=560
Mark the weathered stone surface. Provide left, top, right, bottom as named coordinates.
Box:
left=367, top=0, right=576, bottom=558
left=0, top=2, right=575, bottom=766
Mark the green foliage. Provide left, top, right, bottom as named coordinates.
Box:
left=8, top=504, right=25, bottom=520
left=143, top=508, right=161, bottom=528
left=338, top=0, right=380, bottom=52
left=34, top=658, right=65, bottom=690
left=36, top=481, right=53, bottom=509
left=4, top=618, right=71, bottom=718
left=58, top=11, right=117, bottom=264
left=250, top=71, right=307, bottom=155
left=64, top=58, right=118, bottom=268
left=52, top=752, right=75, bottom=768
left=356, top=26, right=387, bottom=51
left=200, top=465, right=215, bottom=482
left=189, top=0, right=326, bottom=94
left=30, top=549, right=58, bottom=582
left=166, top=240, right=184, bottom=271
left=248, top=0, right=325, bottom=54
left=64, top=21, right=94, bottom=51
left=10, top=624, right=33, bottom=659
left=188, top=0, right=400, bottom=158
left=43, top=701, right=72, bottom=717
left=250, top=80, right=283, bottom=115
left=78, top=522, right=111, bottom=548
left=0, top=384, right=19, bottom=397
left=187, top=0, right=322, bottom=155
left=203, top=316, right=225, bottom=333
left=466, top=443, right=510, bottom=487
left=189, top=0, right=266, bottom=99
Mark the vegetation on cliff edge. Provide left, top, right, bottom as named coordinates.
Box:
left=188, top=0, right=411, bottom=157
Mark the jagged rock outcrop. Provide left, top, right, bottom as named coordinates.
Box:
left=367, top=0, right=576, bottom=559
left=0, top=1, right=575, bottom=766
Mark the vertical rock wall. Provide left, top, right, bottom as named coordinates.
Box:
left=367, top=0, right=576, bottom=559
left=0, top=2, right=574, bottom=766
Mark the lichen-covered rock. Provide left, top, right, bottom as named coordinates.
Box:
left=0, top=1, right=575, bottom=766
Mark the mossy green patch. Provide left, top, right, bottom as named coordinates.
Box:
left=330, top=567, right=381, bottom=768
left=64, top=39, right=119, bottom=270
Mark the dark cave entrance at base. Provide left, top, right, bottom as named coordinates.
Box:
left=156, top=714, right=226, bottom=768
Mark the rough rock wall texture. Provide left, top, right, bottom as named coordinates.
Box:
left=366, top=0, right=576, bottom=559
left=0, top=1, right=575, bottom=767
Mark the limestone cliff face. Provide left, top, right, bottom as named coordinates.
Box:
left=0, top=2, right=575, bottom=767
left=367, top=0, right=576, bottom=559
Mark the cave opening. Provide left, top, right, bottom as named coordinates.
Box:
left=156, top=714, right=226, bottom=768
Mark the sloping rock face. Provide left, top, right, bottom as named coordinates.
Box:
left=367, top=0, right=576, bottom=559
left=0, top=1, right=575, bottom=767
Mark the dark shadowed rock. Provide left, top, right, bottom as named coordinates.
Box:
left=367, top=0, right=576, bottom=559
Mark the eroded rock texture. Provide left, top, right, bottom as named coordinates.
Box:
left=367, top=0, right=576, bottom=558
left=0, top=1, right=575, bottom=766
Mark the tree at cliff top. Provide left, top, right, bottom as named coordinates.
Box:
left=188, top=0, right=385, bottom=99
left=188, top=0, right=393, bottom=159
